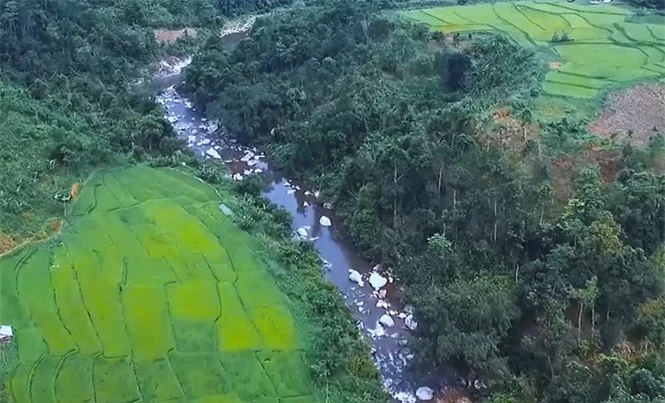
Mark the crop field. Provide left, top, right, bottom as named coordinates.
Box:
left=0, top=166, right=316, bottom=402
left=401, top=0, right=665, bottom=99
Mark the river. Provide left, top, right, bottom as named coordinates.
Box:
left=153, top=53, right=452, bottom=403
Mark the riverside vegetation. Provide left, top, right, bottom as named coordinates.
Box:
left=0, top=0, right=386, bottom=402
left=184, top=0, right=665, bottom=402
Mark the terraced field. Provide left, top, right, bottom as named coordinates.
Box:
left=401, top=0, right=665, bottom=99
left=0, top=166, right=316, bottom=403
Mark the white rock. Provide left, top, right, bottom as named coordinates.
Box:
left=369, top=272, right=388, bottom=290
left=287, top=189, right=296, bottom=195
left=303, top=201, right=309, bottom=207
left=376, top=300, right=390, bottom=309
left=304, top=190, right=312, bottom=196
left=323, top=202, right=332, bottom=209
left=253, top=168, right=263, bottom=174
left=319, top=216, right=332, bottom=227
left=200, top=138, right=211, bottom=145
left=348, top=270, right=364, bottom=287
left=247, top=159, right=257, bottom=166
left=398, top=312, right=407, bottom=319
left=379, top=314, right=395, bottom=328
left=232, top=173, right=243, bottom=181
left=415, top=386, right=434, bottom=401
left=405, top=314, right=418, bottom=331
left=368, top=324, right=385, bottom=338
left=379, top=289, right=387, bottom=299
left=206, top=148, right=221, bottom=159
left=297, top=227, right=309, bottom=238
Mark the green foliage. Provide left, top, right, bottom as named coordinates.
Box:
left=0, top=166, right=384, bottom=402
left=403, top=2, right=665, bottom=100
left=412, top=274, right=519, bottom=386
left=186, top=1, right=665, bottom=402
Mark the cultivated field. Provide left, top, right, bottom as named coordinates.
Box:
left=1, top=166, right=315, bottom=402
left=402, top=1, right=665, bottom=99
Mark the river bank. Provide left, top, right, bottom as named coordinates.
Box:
left=154, top=60, right=456, bottom=402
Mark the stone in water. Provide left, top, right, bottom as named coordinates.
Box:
left=319, top=216, right=332, bottom=226
left=297, top=227, right=309, bottom=238
left=206, top=148, right=221, bottom=159
left=416, top=386, right=434, bottom=401
left=405, top=314, right=418, bottom=331
left=348, top=269, right=364, bottom=287
left=379, top=314, right=395, bottom=328
left=369, top=272, right=388, bottom=290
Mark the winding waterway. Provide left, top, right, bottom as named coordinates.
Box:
left=153, top=55, right=453, bottom=403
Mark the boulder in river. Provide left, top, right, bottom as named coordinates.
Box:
left=319, top=216, right=332, bottom=227
left=405, top=314, right=418, bottom=331
left=369, top=272, right=388, bottom=290
left=205, top=148, right=221, bottom=159
left=297, top=227, right=308, bottom=239
left=379, top=314, right=395, bottom=328
left=415, top=386, right=434, bottom=401
left=348, top=269, right=364, bottom=287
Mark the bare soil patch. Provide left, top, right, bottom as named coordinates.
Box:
left=0, top=233, right=17, bottom=255
left=485, top=107, right=541, bottom=154
left=549, top=61, right=562, bottom=70
left=589, top=83, right=665, bottom=147
left=154, top=28, right=197, bottom=44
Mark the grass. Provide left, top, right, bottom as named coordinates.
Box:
left=401, top=0, right=665, bottom=101
left=0, top=166, right=320, bottom=402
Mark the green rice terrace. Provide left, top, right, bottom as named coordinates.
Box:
left=0, top=166, right=316, bottom=403
left=401, top=0, right=665, bottom=99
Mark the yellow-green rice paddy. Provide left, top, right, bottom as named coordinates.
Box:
left=401, top=0, right=665, bottom=99
left=0, top=166, right=315, bottom=402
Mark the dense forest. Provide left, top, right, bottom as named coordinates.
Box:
left=185, top=1, right=665, bottom=401
left=0, top=0, right=389, bottom=402
left=0, top=0, right=196, bottom=239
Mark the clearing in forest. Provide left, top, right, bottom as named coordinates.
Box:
left=0, top=165, right=316, bottom=403
left=401, top=0, right=665, bottom=99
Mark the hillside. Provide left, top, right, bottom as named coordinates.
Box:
left=0, top=166, right=383, bottom=402
left=184, top=0, right=665, bottom=401
left=0, top=0, right=385, bottom=402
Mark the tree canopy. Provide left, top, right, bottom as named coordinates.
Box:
left=185, top=1, right=665, bottom=401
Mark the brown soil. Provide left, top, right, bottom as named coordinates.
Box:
left=154, top=28, right=197, bottom=44
left=589, top=83, right=665, bottom=147
left=550, top=142, right=622, bottom=202
left=0, top=234, right=18, bottom=255
left=488, top=107, right=541, bottom=154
